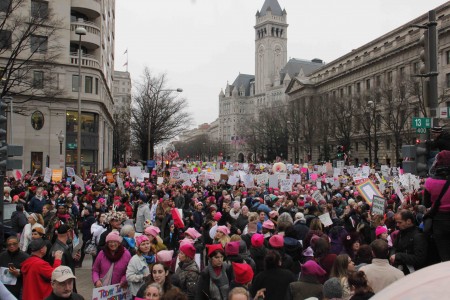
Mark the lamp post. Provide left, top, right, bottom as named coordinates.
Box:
left=368, top=100, right=377, bottom=166
left=58, top=130, right=65, bottom=169
left=147, top=88, right=183, bottom=161
left=75, top=26, right=86, bottom=176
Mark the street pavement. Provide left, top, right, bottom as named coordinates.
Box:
left=75, top=254, right=94, bottom=300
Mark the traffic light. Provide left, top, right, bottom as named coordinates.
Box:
left=336, top=145, right=344, bottom=160
left=418, top=30, right=429, bottom=76
left=401, top=144, right=428, bottom=176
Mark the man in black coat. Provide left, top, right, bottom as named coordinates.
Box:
left=11, top=204, right=27, bottom=235
left=390, top=210, right=428, bottom=275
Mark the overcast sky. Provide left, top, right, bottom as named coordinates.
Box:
left=115, top=0, right=448, bottom=128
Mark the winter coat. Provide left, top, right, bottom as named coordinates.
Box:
left=249, top=246, right=267, bottom=275
left=11, top=211, right=27, bottom=235
left=174, top=259, right=200, bottom=300
left=0, top=249, right=29, bottom=298
left=92, top=248, right=131, bottom=285
left=135, top=203, right=151, bottom=233
left=391, top=226, right=428, bottom=274
left=195, top=263, right=233, bottom=300
left=81, top=215, right=96, bottom=242
left=293, top=220, right=309, bottom=242
left=289, top=278, right=323, bottom=300
left=21, top=256, right=62, bottom=300
left=126, top=254, right=150, bottom=296
left=250, top=267, right=296, bottom=300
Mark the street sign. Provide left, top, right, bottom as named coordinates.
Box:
left=416, top=128, right=429, bottom=134
left=412, top=117, right=431, bottom=128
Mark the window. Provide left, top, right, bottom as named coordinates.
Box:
left=85, top=76, right=93, bottom=93
left=386, top=139, right=391, bottom=150
left=30, top=35, right=48, bottom=53
left=413, top=62, right=420, bottom=74
left=387, top=71, right=393, bottom=83
left=95, top=78, right=99, bottom=95
left=0, top=0, right=11, bottom=13
left=446, top=73, right=450, bottom=88
left=356, top=82, right=361, bottom=93
left=0, top=30, right=11, bottom=49
left=376, top=75, right=381, bottom=87
left=33, top=71, right=44, bottom=88
left=447, top=50, right=450, bottom=64
left=366, top=79, right=371, bottom=90
left=347, top=86, right=352, bottom=95
left=72, top=75, right=79, bottom=92
left=31, top=1, right=48, bottom=19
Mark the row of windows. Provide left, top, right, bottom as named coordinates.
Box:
left=72, top=75, right=100, bottom=94
left=0, top=0, right=48, bottom=18
left=0, top=30, right=48, bottom=53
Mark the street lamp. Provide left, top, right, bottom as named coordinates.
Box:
left=57, top=130, right=65, bottom=168
left=368, top=100, right=377, bottom=166
left=147, top=88, right=183, bottom=160
left=75, top=26, right=86, bottom=176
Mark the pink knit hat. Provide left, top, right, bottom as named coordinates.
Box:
left=106, top=231, right=121, bottom=243
left=136, top=235, right=149, bottom=247
left=180, top=243, right=196, bottom=259
left=185, top=227, right=201, bottom=240
left=217, top=225, right=230, bottom=235
left=375, top=226, right=388, bottom=237
left=269, top=234, right=284, bottom=248
left=262, top=220, right=275, bottom=230
left=301, top=260, right=326, bottom=277
left=145, top=225, right=160, bottom=237
left=225, top=241, right=240, bottom=256
left=213, top=212, right=222, bottom=221
left=251, top=233, right=264, bottom=248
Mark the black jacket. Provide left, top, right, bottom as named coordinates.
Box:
left=0, top=249, right=29, bottom=297
left=391, top=226, right=428, bottom=274
left=427, top=131, right=450, bottom=151
left=11, top=211, right=27, bottom=234
left=194, top=263, right=233, bottom=300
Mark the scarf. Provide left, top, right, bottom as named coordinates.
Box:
left=104, top=244, right=125, bottom=262
left=142, top=254, right=155, bottom=264
left=207, top=263, right=229, bottom=300
left=123, top=237, right=135, bottom=248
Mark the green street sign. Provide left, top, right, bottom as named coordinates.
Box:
left=412, top=117, right=431, bottom=129
left=416, top=128, right=429, bottom=134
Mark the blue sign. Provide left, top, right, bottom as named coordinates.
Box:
left=147, top=160, right=156, bottom=168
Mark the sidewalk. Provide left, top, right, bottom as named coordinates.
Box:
left=75, top=254, right=93, bottom=300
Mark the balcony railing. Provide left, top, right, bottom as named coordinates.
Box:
left=69, top=52, right=100, bottom=69
left=70, top=20, right=100, bottom=36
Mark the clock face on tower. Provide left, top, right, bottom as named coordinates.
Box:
left=31, top=110, right=44, bottom=130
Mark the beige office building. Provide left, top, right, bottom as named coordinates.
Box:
left=0, top=0, right=115, bottom=174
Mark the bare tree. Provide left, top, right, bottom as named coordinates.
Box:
left=330, top=94, right=355, bottom=155
left=113, top=109, right=131, bottom=164
left=0, top=0, right=64, bottom=102
left=130, top=68, right=192, bottom=160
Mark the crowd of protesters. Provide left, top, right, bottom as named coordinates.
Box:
left=1, top=150, right=450, bottom=300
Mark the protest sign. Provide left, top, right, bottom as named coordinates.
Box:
left=256, top=173, right=269, bottom=186
left=280, top=179, right=292, bottom=192
left=290, top=173, right=301, bottom=184
left=129, top=166, right=141, bottom=179
left=227, top=176, right=239, bottom=186
left=269, top=174, right=279, bottom=189
left=319, top=213, right=333, bottom=227
left=74, top=175, right=85, bottom=192
left=372, top=196, right=386, bottom=215
left=312, top=190, right=325, bottom=202
left=116, top=175, right=124, bottom=192
left=356, top=180, right=383, bottom=205
left=106, top=172, right=114, bottom=183
left=157, top=177, right=164, bottom=184
left=43, top=167, right=52, bottom=183
left=243, top=174, right=255, bottom=188
left=92, top=284, right=132, bottom=300
left=66, top=167, right=75, bottom=177
left=52, top=169, right=63, bottom=182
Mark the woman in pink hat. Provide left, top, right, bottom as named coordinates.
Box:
left=173, top=243, right=200, bottom=299
left=214, top=226, right=231, bottom=247
left=126, top=235, right=154, bottom=297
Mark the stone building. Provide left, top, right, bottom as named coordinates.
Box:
left=286, top=2, right=450, bottom=166
left=0, top=0, right=115, bottom=174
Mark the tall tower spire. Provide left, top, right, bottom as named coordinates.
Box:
left=255, top=0, right=288, bottom=95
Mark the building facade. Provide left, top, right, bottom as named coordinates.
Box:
left=218, top=0, right=323, bottom=162
left=286, top=2, right=450, bottom=166
left=1, top=0, right=115, bottom=174
left=112, top=70, right=131, bottom=164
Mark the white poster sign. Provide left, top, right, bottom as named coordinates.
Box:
left=280, top=179, right=292, bottom=192
left=129, top=166, right=141, bottom=179
left=319, top=213, right=333, bottom=227
left=372, top=196, right=386, bottom=215
left=269, top=174, right=279, bottom=189
left=74, top=175, right=85, bottom=192
left=92, top=284, right=132, bottom=300
left=43, top=167, right=52, bottom=183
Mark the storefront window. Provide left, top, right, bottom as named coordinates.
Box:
left=66, top=111, right=98, bottom=133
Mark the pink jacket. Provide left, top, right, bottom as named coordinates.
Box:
left=425, top=178, right=450, bottom=212
left=92, top=249, right=131, bottom=285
